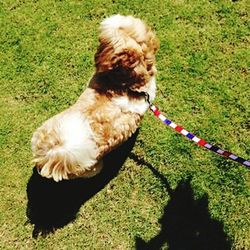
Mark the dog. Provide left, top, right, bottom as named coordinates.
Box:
left=31, top=14, right=159, bottom=182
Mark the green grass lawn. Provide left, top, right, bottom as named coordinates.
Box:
left=0, top=0, right=249, bottom=249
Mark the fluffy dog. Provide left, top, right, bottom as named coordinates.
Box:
left=31, top=14, right=159, bottom=181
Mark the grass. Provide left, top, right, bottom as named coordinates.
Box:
left=0, top=0, right=249, bottom=249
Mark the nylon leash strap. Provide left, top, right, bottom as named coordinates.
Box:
left=148, top=103, right=250, bottom=168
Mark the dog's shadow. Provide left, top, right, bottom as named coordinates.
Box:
left=131, top=154, right=231, bottom=250
left=26, top=131, right=139, bottom=238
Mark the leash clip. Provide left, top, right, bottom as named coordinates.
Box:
left=144, top=92, right=152, bottom=106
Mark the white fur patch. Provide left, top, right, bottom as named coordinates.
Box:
left=147, top=76, right=157, bottom=102
left=101, top=14, right=134, bottom=30
left=32, top=112, right=98, bottom=172
left=112, top=96, right=148, bottom=115
left=56, top=112, right=98, bottom=169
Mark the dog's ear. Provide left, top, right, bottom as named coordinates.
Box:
left=94, top=43, right=114, bottom=72
left=114, top=48, right=140, bottom=70
left=95, top=43, right=149, bottom=88
left=95, top=43, right=141, bottom=73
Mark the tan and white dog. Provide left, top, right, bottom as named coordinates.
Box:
left=31, top=14, right=159, bottom=181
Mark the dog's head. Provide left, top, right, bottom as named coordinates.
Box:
left=94, top=15, right=159, bottom=92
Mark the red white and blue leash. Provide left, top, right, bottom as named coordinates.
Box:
left=145, top=95, right=250, bottom=168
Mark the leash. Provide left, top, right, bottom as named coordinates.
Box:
left=145, top=94, right=250, bottom=168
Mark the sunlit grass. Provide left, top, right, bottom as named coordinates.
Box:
left=0, top=0, right=249, bottom=249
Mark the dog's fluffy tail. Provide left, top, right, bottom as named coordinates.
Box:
left=31, top=112, right=98, bottom=182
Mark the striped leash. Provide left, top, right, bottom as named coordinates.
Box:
left=145, top=95, right=250, bottom=168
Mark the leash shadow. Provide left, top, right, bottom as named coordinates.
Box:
left=130, top=154, right=231, bottom=250
left=26, top=130, right=139, bottom=238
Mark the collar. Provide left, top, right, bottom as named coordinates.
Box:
left=127, top=89, right=152, bottom=106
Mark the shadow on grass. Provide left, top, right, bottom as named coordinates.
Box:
left=26, top=131, right=139, bottom=238
left=130, top=154, right=231, bottom=250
